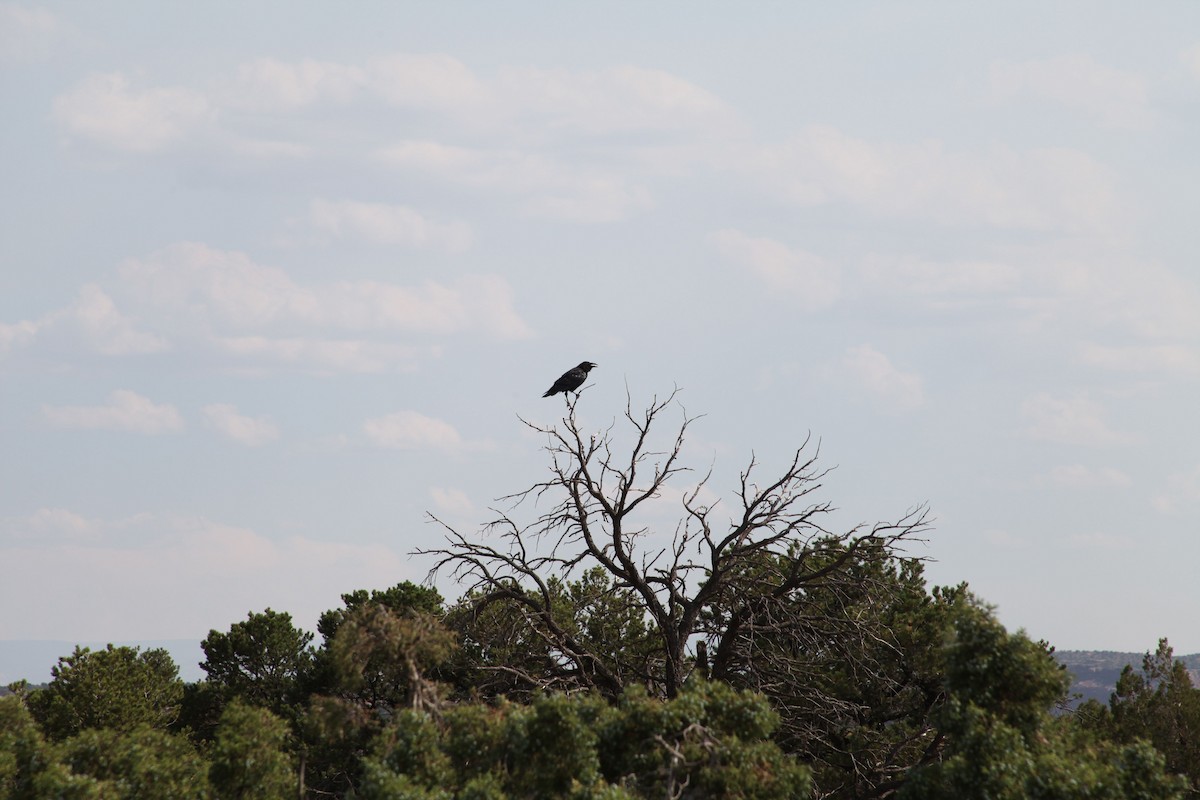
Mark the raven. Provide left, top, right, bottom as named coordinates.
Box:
left=543, top=361, right=597, bottom=397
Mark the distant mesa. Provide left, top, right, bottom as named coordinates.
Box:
left=1056, top=650, right=1200, bottom=706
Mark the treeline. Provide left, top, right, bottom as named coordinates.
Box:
left=3, top=579, right=1198, bottom=799
left=4, top=395, right=1199, bottom=798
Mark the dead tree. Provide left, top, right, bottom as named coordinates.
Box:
left=421, top=390, right=930, bottom=703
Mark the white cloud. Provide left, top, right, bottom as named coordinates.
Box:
left=1041, top=464, right=1132, bottom=489
left=377, top=140, right=652, bottom=223
left=1068, top=531, right=1136, bottom=551
left=1036, top=249, right=1200, bottom=340
left=853, top=245, right=1200, bottom=345
left=119, top=243, right=297, bottom=328
left=309, top=199, right=472, bottom=251
left=983, top=529, right=1027, bottom=549
left=1101, top=264, right=1200, bottom=340
left=859, top=254, right=1020, bottom=299
left=224, top=55, right=732, bottom=135
left=429, top=487, right=474, bottom=516
left=3, top=508, right=97, bottom=541
left=44, top=56, right=735, bottom=229
left=68, top=284, right=169, bottom=355
left=53, top=55, right=732, bottom=160
left=841, top=344, right=924, bottom=411
left=1021, top=392, right=1133, bottom=446
left=988, top=243, right=1200, bottom=342
left=225, top=57, right=366, bottom=111
left=377, top=140, right=476, bottom=171
left=42, top=390, right=184, bottom=434
left=1183, top=44, right=1200, bottom=81
left=1080, top=343, right=1200, bottom=377
left=3, top=242, right=526, bottom=373
left=54, top=72, right=212, bottom=152
left=495, top=63, right=733, bottom=135
left=520, top=171, right=653, bottom=223
left=228, top=137, right=313, bottom=159
left=202, top=404, right=279, bottom=446
left=0, top=285, right=166, bottom=358
left=216, top=336, right=430, bottom=374
left=710, top=229, right=840, bottom=309
left=0, top=3, right=58, bottom=62
left=990, top=54, right=1155, bottom=130
left=0, top=319, right=38, bottom=355
left=369, top=53, right=491, bottom=113
left=748, top=126, right=1121, bottom=234
left=1152, top=464, right=1200, bottom=514
left=0, top=512, right=418, bottom=639
left=363, top=410, right=464, bottom=451
left=120, top=242, right=532, bottom=339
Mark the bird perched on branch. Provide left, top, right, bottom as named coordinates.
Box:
left=543, top=361, right=597, bottom=397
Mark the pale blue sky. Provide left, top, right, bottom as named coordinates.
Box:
left=2, top=2, right=1199, bottom=669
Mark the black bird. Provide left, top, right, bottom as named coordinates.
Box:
left=543, top=361, right=598, bottom=397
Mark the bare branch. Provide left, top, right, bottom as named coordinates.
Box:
left=418, top=389, right=939, bottom=796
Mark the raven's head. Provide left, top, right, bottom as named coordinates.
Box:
left=578, top=361, right=598, bottom=372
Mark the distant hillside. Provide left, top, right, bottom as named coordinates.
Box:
left=1055, top=650, right=1200, bottom=706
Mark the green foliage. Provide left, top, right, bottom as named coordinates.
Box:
left=506, top=692, right=603, bottom=796
left=4, top=692, right=209, bottom=799
left=309, top=581, right=449, bottom=709
left=318, top=582, right=445, bottom=643
left=26, top=645, right=183, bottom=741
left=899, top=606, right=1188, bottom=800
left=208, top=699, right=296, bottom=800
left=300, top=588, right=455, bottom=798
left=597, top=681, right=807, bottom=800
left=297, top=694, right=375, bottom=797
left=6, top=582, right=1192, bottom=800
left=4, top=495, right=1192, bottom=800
left=201, top=608, right=314, bottom=716
left=706, top=546, right=964, bottom=798
left=558, top=568, right=660, bottom=692
left=48, top=726, right=209, bottom=800
left=365, top=709, right=454, bottom=790
left=360, top=681, right=809, bottom=800
left=176, top=679, right=228, bottom=743
left=1078, top=638, right=1200, bottom=797
left=447, top=568, right=659, bottom=701
left=0, top=695, right=51, bottom=799
left=328, top=604, right=456, bottom=712
left=902, top=712, right=1187, bottom=800
left=939, top=600, right=1070, bottom=738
